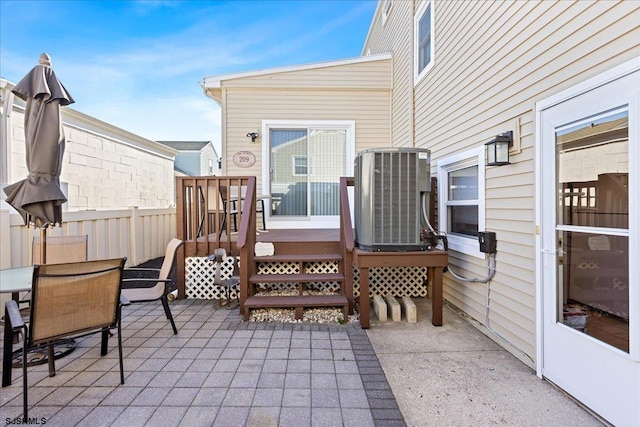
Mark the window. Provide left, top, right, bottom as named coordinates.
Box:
left=292, top=155, right=308, bottom=176
left=381, top=0, right=393, bottom=26
left=208, top=159, right=214, bottom=174
left=437, top=147, right=485, bottom=257
left=414, top=0, right=434, bottom=84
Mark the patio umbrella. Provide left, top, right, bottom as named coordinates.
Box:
left=3, top=53, right=74, bottom=261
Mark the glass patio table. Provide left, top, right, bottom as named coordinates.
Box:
left=0, top=266, right=34, bottom=302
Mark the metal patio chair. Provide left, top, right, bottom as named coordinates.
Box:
left=121, top=238, right=182, bottom=334
left=2, top=257, right=128, bottom=419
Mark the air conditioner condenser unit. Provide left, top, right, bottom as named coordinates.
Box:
left=354, top=147, right=431, bottom=251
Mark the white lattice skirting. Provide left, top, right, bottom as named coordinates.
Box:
left=186, top=257, right=429, bottom=300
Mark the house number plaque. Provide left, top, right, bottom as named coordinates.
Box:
left=233, top=151, right=256, bottom=168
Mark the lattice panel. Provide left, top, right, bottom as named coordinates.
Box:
left=305, top=261, right=340, bottom=292
left=352, top=264, right=428, bottom=298
left=186, top=258, right=429, bottom=300
left=255, top=262, right=299, bottom=292
left=186, top=256, right=238, bottom=300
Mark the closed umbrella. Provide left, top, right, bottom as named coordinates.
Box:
left=3, top=53, right=74, bottom=262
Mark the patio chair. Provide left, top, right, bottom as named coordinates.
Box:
left=32, top=235, right=88, bottom=264
left=121, top=238, right=182, bottom=335
left=2, top=257, right=128, bottom=419
left=19, top=235, right=89, bottom=306
left=229, top=186, right=267, bottom=231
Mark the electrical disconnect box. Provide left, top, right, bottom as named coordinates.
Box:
left=478, top=231, right=497, bottom=254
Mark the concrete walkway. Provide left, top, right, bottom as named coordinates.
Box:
left=1, top=298, right=604, bottom=426
left=367, top=298, right=604, bottom=427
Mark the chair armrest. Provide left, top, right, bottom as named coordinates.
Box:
left=123, top=268, right=161, bottom=273
left=5, top=300, right=25, bottom=331
left=120, top=294, right=131, bottom=306
left=122, top=278, right=171, bottom=284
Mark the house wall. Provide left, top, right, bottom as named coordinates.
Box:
left=217, top=58, right=393, bottom=194
left=2, top=86, right=176, bottom=211
left=174, top=151, right=201, bottom=176
left=200, top=142, right=220, bottom=175
left=363, top=0, right=639, bottom=364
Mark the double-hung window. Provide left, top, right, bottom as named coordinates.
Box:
left=292, top=155, right=309, bottom=176
left=437, top=147, right=485, bottom=258
left=414, top=0, right=434, bottom=84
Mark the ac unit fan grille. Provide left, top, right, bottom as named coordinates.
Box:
left=373, top=151, right=419, bottom=245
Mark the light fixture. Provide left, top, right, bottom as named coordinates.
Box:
left=485, top=131, right=513, bottom=166
left=246, top=132, right=260, bottom=142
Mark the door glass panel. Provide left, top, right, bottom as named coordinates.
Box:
left=557, top=110, right=629, bottom=228
left=308, top=129, right=346, bottom=216
left=555, top=110, right=629, bottom=352
left=270, top=129, right=308, bottom=217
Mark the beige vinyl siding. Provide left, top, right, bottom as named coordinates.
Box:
left=222, top=89, right=391, bottom=193
left=364, top=2, right=414, bottom=148
left=220, top=59, right=392, bottom=90
left=363, top=0, right=639, bottom=366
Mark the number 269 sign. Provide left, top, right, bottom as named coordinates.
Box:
left=232, top=151, right=256, bottom=168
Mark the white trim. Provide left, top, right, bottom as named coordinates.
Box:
left=203, top=53, right=393, bottom=88
left=414, top=0, right=435, bottom=85
left=261, top=120, right=355, bottom=228
left=536, top=57, right=640, bottom=112
left=436, top=146, right=485, bottom=259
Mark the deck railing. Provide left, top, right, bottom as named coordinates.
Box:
left=339, top=177, right=355, bottom=313
left=175, top=176, right=256, bottom=299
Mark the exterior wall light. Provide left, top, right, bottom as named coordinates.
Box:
left=246, top=132, right=260, bottom=142
left=485, top=131, right=513, bottom=166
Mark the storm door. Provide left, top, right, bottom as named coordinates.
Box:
left=539, top=66, right=639, bottom=426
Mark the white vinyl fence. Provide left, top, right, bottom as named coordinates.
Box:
left=0, top=206, right=176, bottom=269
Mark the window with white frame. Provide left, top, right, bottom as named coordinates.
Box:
left=437, top=147, right=485, bottom=258
left=292, top=155, right=308, bottom=176
left=208, top=159, right=214, bottom=174
left=414, top=0, right=434, bottom=84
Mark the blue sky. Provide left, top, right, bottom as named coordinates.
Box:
left=0, top=0, right=376, bottom=150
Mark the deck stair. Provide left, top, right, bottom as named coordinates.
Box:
left=244, top=250, right=349, bottom=321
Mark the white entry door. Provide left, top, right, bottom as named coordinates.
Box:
left=539, top=64, right=639, bottom=426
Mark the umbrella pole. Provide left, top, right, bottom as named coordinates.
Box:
left=40, top=227, right=47, bottom=264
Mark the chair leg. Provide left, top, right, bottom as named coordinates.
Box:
left=117, top=321, right=125, bottom=384
left=101, top=329, right=109, bottom=356
left=22, top=331, right=28, bottom=419
left=161, top=296, right=178, bottom=335
left=47, top=344, right=56, bottom=377
left=2, top=313, right=14, bottom=387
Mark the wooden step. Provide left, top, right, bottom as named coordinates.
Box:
left=249, top=273, right=344, bottom=283
left=244, top=294, right=349, bottom=320
left=254, top=253, right=342, bottom=263
left=245, top=294, right=348, bottom=308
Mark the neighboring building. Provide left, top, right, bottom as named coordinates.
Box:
left=202, top=1, right=639, bottom=424
left=1, top=78, right=177, bottom=211
left=157, top=140, right=220, bottom=177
